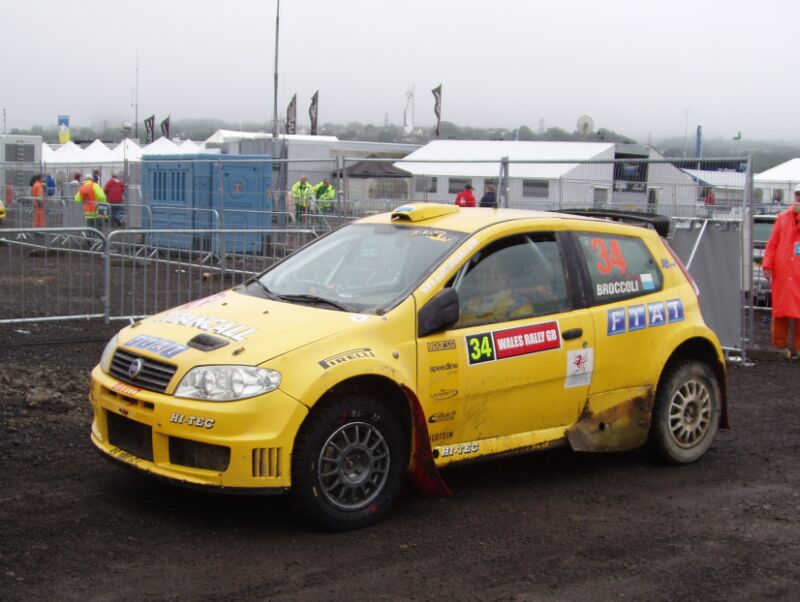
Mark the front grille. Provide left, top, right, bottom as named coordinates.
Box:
left=106, top=411, right=153, bottom=461
left=252, top=447, right=282, bottom=478
left=169, top=437, right=230, bottom=472
left=110, top=349, right=177, bottom=393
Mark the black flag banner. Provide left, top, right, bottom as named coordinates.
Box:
left=309, top=90, right=319, bottom=135
left=431, top=84, right=442, bottom=136
left=286, top=94, right=297, bottom=135
left=160, top=115, right=171, bottom=139
left=144, top=114, right=155, bottom=144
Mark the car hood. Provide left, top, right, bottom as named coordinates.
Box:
left=117, top=289, right=368, bottom=366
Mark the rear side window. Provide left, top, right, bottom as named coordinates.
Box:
left=574, top=232, right=662, bottom=304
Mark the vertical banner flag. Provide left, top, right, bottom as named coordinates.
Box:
left=431, top=84, right=442, bottom=136
left=286, top=94, right=297, bottom=134
left=160, top=115, right=171, bottom=139
left=402, top=88, right=414, bottom=135
left=144, top=115, right=155, bottom=144
left=308, top=90, right=319, bottom=135
left=57, top=115, right=70, bottom=144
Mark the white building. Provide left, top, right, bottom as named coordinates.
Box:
left=754, top=158, right=800, bottom=206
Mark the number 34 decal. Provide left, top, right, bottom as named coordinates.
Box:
left=592, top=238, right=628, bottom=275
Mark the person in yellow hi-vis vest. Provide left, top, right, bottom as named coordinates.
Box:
left=312, top=178, right=336, bottom=214
left=74, top=173, right=108, bottom=230
left=290, top=175, right=313, bottom=221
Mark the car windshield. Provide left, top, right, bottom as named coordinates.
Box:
left=257, top=223, right=467, bottom=313
left=753, top=220, right=775, bottom=245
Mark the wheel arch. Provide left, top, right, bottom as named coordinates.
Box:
left=293, top=374, right=451, bottom=496
left=659, top=336, right=729, bottom=429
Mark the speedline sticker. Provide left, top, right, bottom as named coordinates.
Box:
left=465, top=321, right=561, bottom=365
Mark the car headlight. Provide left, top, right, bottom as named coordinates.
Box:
left=174, top=365, right=281, bottom=401
left=100, top=334, right=119, bottom=374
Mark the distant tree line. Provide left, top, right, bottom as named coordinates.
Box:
left=8, top=119, right=799, bottom=172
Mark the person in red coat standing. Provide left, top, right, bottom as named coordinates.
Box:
left=454, top=183, right=476, bottom=207
left=103, top=173, right=126, bottom=226
left=763, top=184, right=800, bottom=359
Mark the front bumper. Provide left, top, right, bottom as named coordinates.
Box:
left=89, top=366, right=308, bottom=490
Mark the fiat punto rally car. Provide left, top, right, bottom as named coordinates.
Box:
left=90, top=203, right=727, bottom=530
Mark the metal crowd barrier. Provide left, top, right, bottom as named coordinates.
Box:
left=0, top=227, right=318, bottom=325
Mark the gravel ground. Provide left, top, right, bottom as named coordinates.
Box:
left=1, top=320, right=799, bottom=602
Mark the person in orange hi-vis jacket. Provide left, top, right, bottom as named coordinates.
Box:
left=30, top=174, right=46, bottom=227
left=763, top=184, right=800, bottom=359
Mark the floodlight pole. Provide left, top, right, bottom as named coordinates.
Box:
left=272, top=0, right=280, bottom=138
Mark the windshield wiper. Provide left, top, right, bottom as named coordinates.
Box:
left=275, top=293, right=355, bottom=312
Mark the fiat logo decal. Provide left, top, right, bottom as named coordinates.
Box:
left=128, top=358, right=144, bottom=379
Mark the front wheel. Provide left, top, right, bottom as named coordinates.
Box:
left=291, top=395, right=408, bottom=530
left=648, top=360, right=720, bottom=465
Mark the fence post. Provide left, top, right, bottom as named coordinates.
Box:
left=336, top=155, right=345, bottom=219
left=500, top=156, right=510, bottom=208
left=104, top=230, right=112, bottom=323
left=742, top=154, right=754, bottom=364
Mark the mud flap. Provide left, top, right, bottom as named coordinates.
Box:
left=566, top=392, right=654, bottom=453
left=403, top=385, right=452, bottom=497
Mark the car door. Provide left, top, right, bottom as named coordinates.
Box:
left=417, top=231, right=595, bottom=447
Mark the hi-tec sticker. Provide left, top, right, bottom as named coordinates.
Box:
left=465, top=321, right=561, bottom=365
left=427, top=339, right=456, bottom=352
left=125, top=335, right=187, bottom=359
left=607, top=299, right=685, bottom=335
left=318, top=348, right=375, bottom=369
left=169, top=413, right=215, bottom=429
left=565, top=349, right=594, bottom=388
left=154, top=312, right=256, bottom=342
left=439, top=442, right=479, bottom=457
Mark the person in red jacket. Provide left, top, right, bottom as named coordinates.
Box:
left=763, top=184, right=800, bottom=359
left=454, top=183, right=476, bottom=207
left=103, top=173, right=126, bottom=226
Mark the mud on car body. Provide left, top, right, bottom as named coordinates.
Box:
left=90, top=203, right=728, bottom=530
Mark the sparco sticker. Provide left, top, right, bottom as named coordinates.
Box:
left=427, top=339, right=456, bottom=352
left=318, top=348, right=375, bottom=369
left=465, top=321, right=561, bottom=365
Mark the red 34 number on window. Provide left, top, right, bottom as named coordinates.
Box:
left=592, top=238, right=628, bottom=274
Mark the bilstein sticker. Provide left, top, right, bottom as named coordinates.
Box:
left=430, top=431, right=454, bottom=442
left=318, top=348, right=375, bottom=369
left=465, top=321, right=561, bottom=365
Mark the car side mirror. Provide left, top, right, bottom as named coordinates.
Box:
left=418, top=288, right=460, bottom=337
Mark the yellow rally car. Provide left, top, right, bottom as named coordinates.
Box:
left=90, top=203, right=728, bottom=530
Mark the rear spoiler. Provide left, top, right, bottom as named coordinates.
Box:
left=553, top=209, right=671, bottom=238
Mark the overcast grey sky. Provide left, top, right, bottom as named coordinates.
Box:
left=2, top=0, right=797, bottom=140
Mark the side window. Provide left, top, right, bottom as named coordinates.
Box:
left=574, top=232, right=662, bottom=304
left=452, top=233, right=571, bottom=328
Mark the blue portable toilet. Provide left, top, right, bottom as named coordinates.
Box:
left=142, top=154, right=272, bottom=254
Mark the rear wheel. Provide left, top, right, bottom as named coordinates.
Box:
left=291, top=395, right=408, bottom=530
left=648, top=360, right=720, bottom=464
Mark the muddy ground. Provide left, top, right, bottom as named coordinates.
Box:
left=1, top=320, right=798, bottom=602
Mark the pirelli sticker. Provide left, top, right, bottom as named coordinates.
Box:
left=465, top=321, right=561, bottom=365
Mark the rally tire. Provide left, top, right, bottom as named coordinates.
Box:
left=648, top=360, right=720, bottom=465
left=291, top=395, right=408, bottom=531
